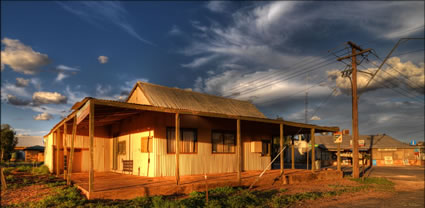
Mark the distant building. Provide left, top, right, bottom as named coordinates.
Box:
left=12, top=136, right=44, bottom=162
left=315, top=134, right=424, bottom=167
left=24, top=145, right=45, bottom=162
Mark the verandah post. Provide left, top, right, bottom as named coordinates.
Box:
left=55, top=129, right=60, bottom=176
left=280, top=123, right=284, bottom=174
left=175, top=113, right=180, bottom=185
left=236, top=119, right=241, bottom=185
left=89, top=100, right=95, bottom=196
left=311, top=128, right=315, bottom=172
left=291, top=138, right=295, bottom=169
left=63, top=123, right=68, bottom=180
left=67, top=117, right=77, bottom=185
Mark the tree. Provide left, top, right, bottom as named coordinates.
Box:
left=1, top=124, right=18, bottom=162
left=1, top=124, right=18, bottom=190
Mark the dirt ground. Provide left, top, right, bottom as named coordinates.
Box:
left=0, top=171, right=57, bottom=207
left=1, top=184, right=53, bottom=206
left=299, top=166, right=425, bottom=208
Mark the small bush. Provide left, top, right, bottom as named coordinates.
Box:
left=227, top=191, right=260, bottom=208
left=16, top=166, right=32, bottom=172
left=209, top=186, right=237, bottom=197
left=206, top=200, right=222, bottom=208
left=33, top=165, right=50, bottom=175
left=36, top=186, right=87, bottom=208
left=129, top=197, right=152, bottom=208
left=151, top=196, right=179, bottom=208
left=351, top=177, right=394, bottom=186
left=3, top=167, right=14, bottom=175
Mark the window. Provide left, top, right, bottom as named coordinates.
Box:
left=212, top=131, right=236, bottom=153
left=167, top=128, right=197, bottom=153
left=141, top=136, right=153, bottom=152
left=262, top=140, right=270, bottom=155
left=118, top=141, right=126, bottom=155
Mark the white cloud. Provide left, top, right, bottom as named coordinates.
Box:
left=327, top=57, right=424, bottom=95
left=1, top=38, right=51, bottom=74
left=15, top=78, right=30, bottom=87
left=1, top=81, right=31, bottom=99
left=56, top=73, right=68, bottom=82
left=196, top=69, right=330, bottom=105
left=169, top=25, right=182, bottom=36
left=33, top=112, right=53, bottom=121
left=205, top=1, right=230, bottom=13
left=33, top=91, right=67, bottom=105
left=54, top=65, right=79, bottom=82
left=6, top=94, right=31, bottom=106
left=181, top=55, right=218, bottom=68
left=30, top=78, right=42, bottom=90
left=58, top=1, right=154, bottom=45
left=65, top=85, right=88, bottom=104
left=98, top=56, right=109, bottom=64
left=56, top=65, right=79, bottom=71
left=311, top=115, right=321, bottom=121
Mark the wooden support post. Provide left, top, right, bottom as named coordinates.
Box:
left=63, top=124, right=68, bottom=180
left=55, top=130, right=60, bottom=176
left=291, top=138, right=295, bottom=169
left=175, top=113, right=180, bottom=185
left=67, top=117, right=77, bottom=185
left=89, top=101, right=94, bottom=195
left=311, top=128, right=315, bottom=172
left=236, top=119, right=241, bottom=185
left=280, top=123, right=284, bottom=174
left=337, top=143, right=341, bottom=171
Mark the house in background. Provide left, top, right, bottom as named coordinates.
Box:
left=314, top=134, right=424, bottom=167
left=24, top=145, right=45, bottom=162
left=12, top=136, right=44, bottom=162
left=43, top=82, right=339, bottom=195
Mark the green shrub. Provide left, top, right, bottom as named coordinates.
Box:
left=180, top=191, right=206, bottom=208
left=35, top=186, right=86, bottom=208
left=129, top=197, right=152, bottom=208
left=16, top=166, right=32, bottom=172
left=3, top=167, right=14, bottom=175
left=151, top=196, right=179, bottom=208
left=351, top=177, right=394, bottom=186
left=206, top=200, right=222, bottom=208
left=227, top=191, right=260, bottom=208
left=209, top=186, right=237, bottom=197
left=6, top=174, right=14, bottom=181
left=47, top=180, right=66, bottom=188
left=33, top=165, right=50, bottom=175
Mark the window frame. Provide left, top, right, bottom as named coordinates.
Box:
left=118, top=141, right=126, bottom=155
left=211, top=130, right=236, bottom=154
left=166, top=127, right=198, bottom=154
left=261, top=139, right=271, bottom=156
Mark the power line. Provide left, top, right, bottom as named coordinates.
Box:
left=226, top=56, right=345, bottom=98
left=223, top=47, right=349, bottom=97
left=309, top=88, right=337, bottom=121
left=258, top=76, right=330, bottom=106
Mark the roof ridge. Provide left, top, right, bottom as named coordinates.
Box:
left=138, top=81, right=253, bottom=104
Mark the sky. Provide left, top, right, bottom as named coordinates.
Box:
left=1, top=1, right=424, bottom=143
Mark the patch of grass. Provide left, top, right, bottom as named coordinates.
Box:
left=16, top=166, right=32, bottom=173
left=227, top=190, right=261, bottom=208
left=32, top=165, right=50, bottom=175
left=351, top=177, right=394, bottom=192
left=35, top=186, right=87, bottom=208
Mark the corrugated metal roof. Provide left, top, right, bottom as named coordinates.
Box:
left=16, top=136, right=44, bottom=147
left=137, top=82, right=267, bottom=118
left=315, top=134, right=417, bottom=150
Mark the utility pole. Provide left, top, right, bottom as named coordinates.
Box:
left=305, top=73, right=309, bottom=123
left=337, top=41, right=371, bottom=179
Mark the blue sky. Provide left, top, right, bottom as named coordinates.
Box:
left=1, top=1, right=424, bottom=142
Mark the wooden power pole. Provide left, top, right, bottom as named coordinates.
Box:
left=337, top=41, right=371, bottom=179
